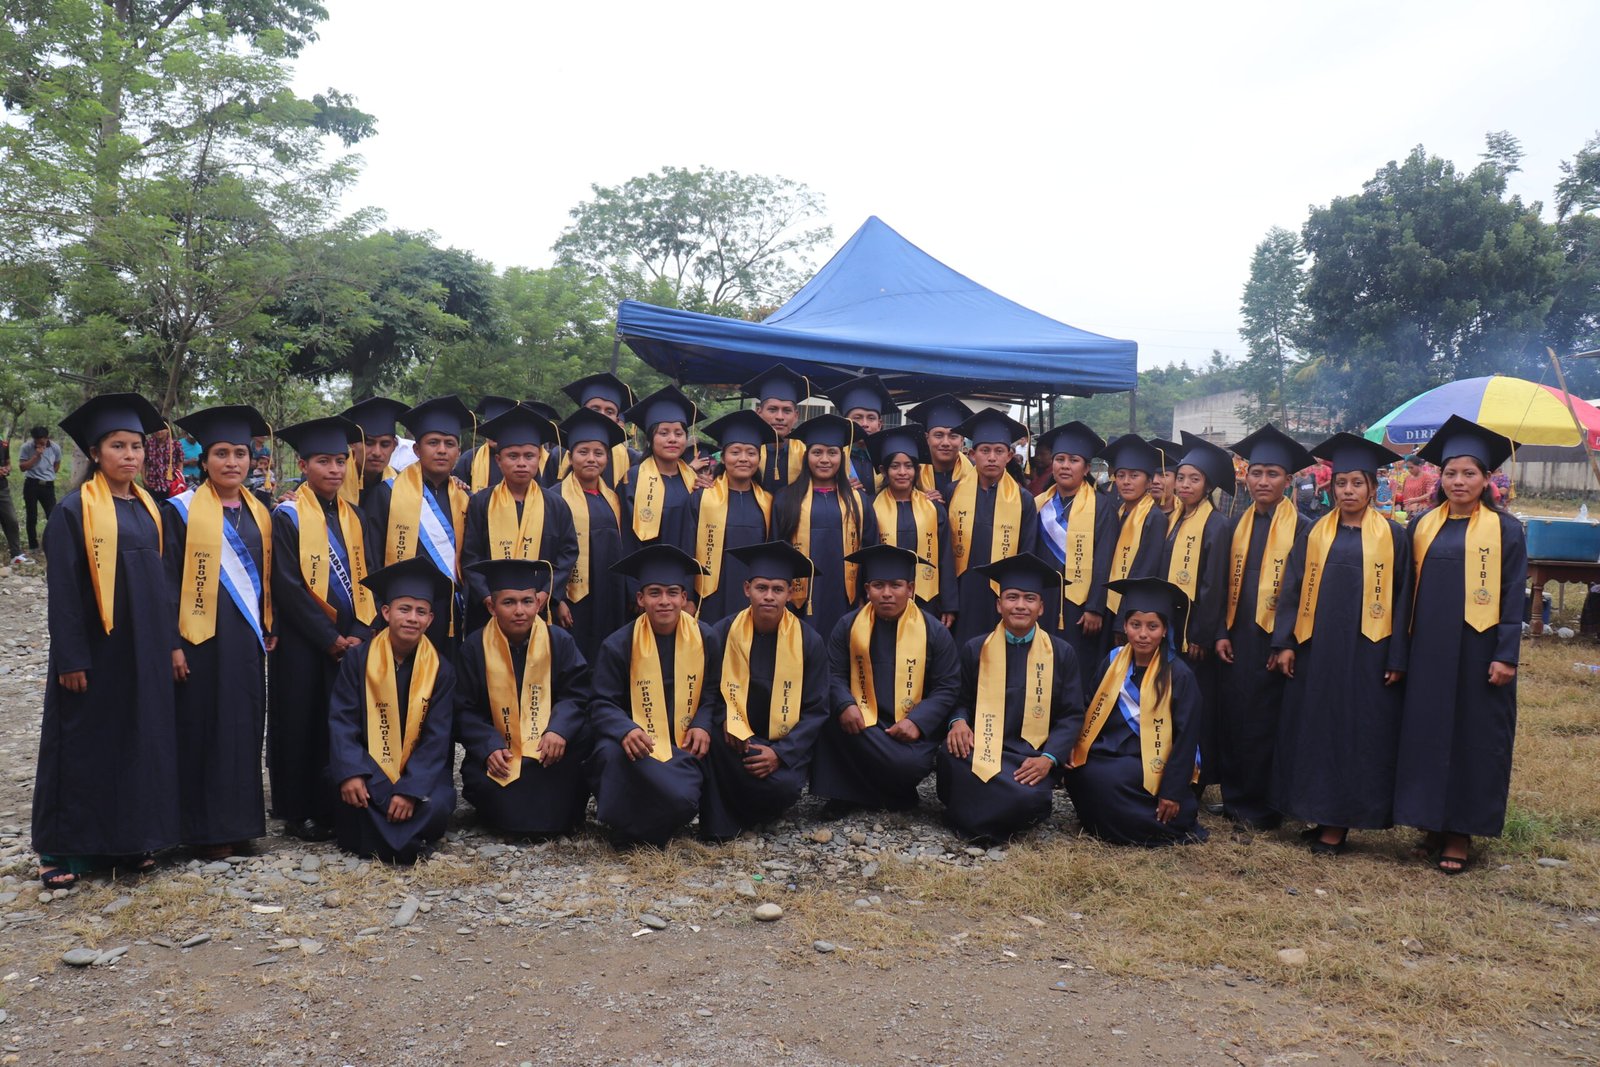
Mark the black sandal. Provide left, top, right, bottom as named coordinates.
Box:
left=39, top=867, right=79, bottom=890
left=1437, top=853, right=1471, bottom=875
left=1309, top=829, right=1349, bottom=856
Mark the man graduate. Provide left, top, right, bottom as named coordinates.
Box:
left=339, top=397, right=409, bottom=510
left=585, top=544, right=722, bottom=847
left=1214, top=424, right=1314, bottom=830
left=905, top=393, right=976, bottom=503
left=699, top=542, right=830, bottom=841
left=947, top=407, right=1039, bottom=645
left=938, top=552, right=1084, bottom=842
left=811, top=544, right=962, bottom=814
left=270, top=416, right=377, bottom=842
left=456, top=559, right=592, bottom=837
left=459, top=403, right=577, bottom=634
left=1033, top=421, right=1119, bottom=695
left=829, top=373, right=896, bottom=489
left=326, top=556, right=457, bottom=864
left=744, top=364, right=810, bottom=491
left=455, top=395, right=519, bottom=493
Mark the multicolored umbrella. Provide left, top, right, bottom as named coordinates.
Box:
left=1364, top=374, right=1600, bottom=450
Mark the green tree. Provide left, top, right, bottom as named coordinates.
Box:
left=1236, top=227, right=1309, bottom=425
left=1057, top=351, right=1243, bottom=441
left=1549, top=131, right=1600, bottom=395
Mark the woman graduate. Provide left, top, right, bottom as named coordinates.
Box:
left=867, top=423, right=958, bottom=623
left=554, top=408, right=630, bottom=664
left=938, top=553, right=1084, bottom=843
left=326, top=555, right=458, bottom=864
left=34, top=394, right=176, bottom=887
left=690, top=409, right=776, bottom=623
left=164, top=405, right=276, bottom=859
left=1393, top=416, right=1527, bottom=875
left=621, top=386, right=704, bottom=557
left=1064, top=577, right=1206, bottom=846
left=772, top=413, right=878, bottom=640
left=457, top=559, right=593, bottom=837
left=554, top=372, right=637, bottom=489
left=1033, top=421, right=1119, bottom=694
left=1269, top=434, right=1411, bottom=855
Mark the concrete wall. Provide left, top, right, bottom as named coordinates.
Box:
left=1171, top=389, right=1249, bottom=443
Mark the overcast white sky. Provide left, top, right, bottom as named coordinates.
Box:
left=292, top=0, right=1600, bottom=370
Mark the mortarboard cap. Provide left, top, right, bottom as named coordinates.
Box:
left=400, top=396, right=471, bottom=441
left=791, top=413, right=856, bottom=451
left=1415, top=414, right=1516, bottom=471
left=478, top=404, right=559, bottom=449
left=59, top=393, right=165, bottom=454
left=559, top=407, right=626, bottom=450
left=1036, top=421, right=1105, bottom=461
left=828, top=374, right=896, bottom=417
left=175, top=404, right=269, bottom=452
left=466, top=557, right=553, bottom=594
left=976, top=552, right=1068, bottom=598
left=955, top=408, right=1029, bottom=448
left=474, top=395, right=519, bottom=423
left=726, top=540, right=813, bottom=582
left=1176, top=431, right=1235, bottom=491
left=1107, top=576, right=1191, bottom=638
left=276, top=416, right=361, bottom=459
left=1099, top=434, right=1161, bottom=477
left=342, top=397, right=409, bottom=440
left=623, top=385, right=697, bottom=430
left=1149, top=438, right=1183, bottom=474
left=741, top=364, right=811, bottom=406
left=612, top=543, right=707, bottom=589
left=844, top=543, right=926, bottom=585
left=905, top=393, right=974, bottom=431
left=866, top=423, right=931, bottom=468
left=1310, top=432, right=1403, bottom=475
left=361, top=554, right=454, bottom=606
left=1230, top=424, right=1315, bottom=473
left=520, top=400, right=562, bottom=422
left=702, top=409, right=778, bottom=451
left=562, top=372, right=634, bottom=414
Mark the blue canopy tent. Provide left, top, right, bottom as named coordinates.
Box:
left=614, top=216, right=1137, bottom=407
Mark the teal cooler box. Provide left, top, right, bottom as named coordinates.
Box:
left=1524, top=518, right=1600, bottom=561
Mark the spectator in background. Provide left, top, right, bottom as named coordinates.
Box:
left=18, top=425, right=62, bottom=552
left=179, top=431, right=202, bottom=487
left=0, top=435, right=27, bottom=563
left=143, top=428, right=188, bottom=499
left=1399, top=456, right=1435, bottom=515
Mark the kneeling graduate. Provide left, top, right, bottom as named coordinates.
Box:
left=810, top=544, right=961, bottom=813
left=585, top=544, right=722, bottom=847
left=937, top=553, right=1084, bottom=842
left=699, top=541, right=830, bottom=841
left=326, top=556, right=458, bottom=864
left=1064, top=577, right=1206, bottom=846
left=457, top=558, right=593, bottom=837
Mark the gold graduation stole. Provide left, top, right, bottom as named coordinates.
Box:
left=1107, top=495, right=1156, bottom=615
left=916, top=453, right=976, bottom=495
left=470, top=444, right=494, bottom=493
left=1226, top=497, right=1299, bottom=632
left=760, top=438, right=806, bottom=484
left=789, top=489, right=861, bottom=613
left=560, top=474, right=620, bottom=603
left=558, top=442, right=632, bottom=486
left=482, top=615, right=553, bottom=784
left=873, top=491, right=940, bottom=603
left=972, top=624, right=1054, bottom=782
left=1412, top=503, right=1501, bottom=632
left=486, top=481, right=546, bottom=561
left=1072, top=643, right=1174, bottom=796
left=1165, top=499, right=1214, bottom=646
left=1164, top=505, right=1181, bottom=535
left=385, top=464, right=470, bottom=572
left=695, top=476, right=772, bottom=598
left=631, top=456, right=695, bottom=541
left=720, top=608, right=805, bottom=740
left=1036, top=485, right=1098, bottom=606
left=177, top=482, right=273, bottom=644
left=292, top=483, right=376, bottom=625
left=79, top=472, right=164, bottom=634
left=848, top=603, right=927, bottom=726
left=339, top=447, right=363, bottom=505
left=949, top=472, right=1023, bottom=576
left=363, top=629, right=440, bottom=784
left=1295, top=507, right=1394, bottom=643
left=628, top=613, right=705, bottom=761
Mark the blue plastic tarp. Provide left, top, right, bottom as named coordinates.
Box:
left=615, top=216, right=1137, bottom=402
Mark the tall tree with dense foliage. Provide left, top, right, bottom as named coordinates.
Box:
left=1237, top=227, right=1309, bottom=424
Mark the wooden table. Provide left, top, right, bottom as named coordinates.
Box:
left=1528, top=558, right=1600, bottom=636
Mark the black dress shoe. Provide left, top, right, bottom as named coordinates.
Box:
left=285, top=818, right=334, bottom=842
left=1204, top=802, right=1226, bottom=816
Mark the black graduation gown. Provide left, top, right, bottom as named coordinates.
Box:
left=936, top=632, right=1083, bottom=841
left=759, top=438, right=801, bottom=492
left=1270, top=519, right=1412, bottom=830
left=456, top=624, right=593, bottom=835
left=459, top=484, right=579, bottom=633
left=1036, top=487, right=1120, bottom=700
left=689, top=486, right=771, bottom=623
left=1214, top=506, right=1312, bottom=828
left=621, top=459, right=699, bottom=559
left=561, top=480, right=629, bottom=666
left=810, top=606, right=961, bottom=808
left=791, top=487, right=877, bottom=641
left=326, top=642, right=457, bottom=863
left=951, top=483, right=1040, bottom=646
left=1121, top=501, right=1169, bottom=581
left=1157, top=506, right=1230, bottom=787
left=359, top=475, right=386, bottom=514
left=1064, top=654, right=1206, bottom=846
left=33, top=492, right=180, bottom=859
left=698, top=617, right=830, bottom=839
left=367, top=477, right=465, bottom=653
left=164, top=497, right=269, bottom=846
left=268, top=494, right=375, bottom=824
left=453, top=445, right=502, bottom=492
left=584, top=619, right=722, bottom=847
left=881, top=495, right=959, bottom=616
left=1393, top=510, right=1526, bottom=837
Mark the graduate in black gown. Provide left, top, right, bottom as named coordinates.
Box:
left=327, top=556, right=457, bottom=864
left=1270, top=434, right=1411, bottom=854
left=585, top=545, right=722, bottom=847
left=459, top=404, right=577, bottom=634
left=1393, top=417, right=1527, bottom=875
left=1157, top=432, right=1233, bottom=796
left=621, top=386, right=704, bottom=562
left=367, top=396, right=474, bottom=655
left=1212, top=425, right=1315, bottom=830
left=812, top=545, right=962, bottom=813
left=830, top=373, right=896, bottom=490
left=947, top=408, right=1039, bottom=646
left=1065, top=578, right=1206, bottom=846
left=690, top=410, right=776, bottom=623
left=937, top=553, right=1084, bottom=842
left=165, top=405, right=276, bottom=858
left=772, top=414, right=878, bottom=640
left=340, top=397, right=409, bottom=512
left=1149, top=438, right=1183, bottom=539
left=1099, top=435, right=1169, bottom=603
left=867, top=424, right=958, bottom=621
left=904, top=394, right=976, bottom=504
left=269, top=416, right=377, bottom=841
left=553, top=408, right=630, bottom=665
left=548, top=373, right=637, bottom=490
left=1033, top=422, right=1119, bottom=697
left=700, top=542, right=830, bottom=841
left=744, top=364, right=811, bottom=492
left=34, top=394, right=176, bottom=887
left=454, top=395, right=518, bottom=493
left=457, top=559, right=593, bottom=836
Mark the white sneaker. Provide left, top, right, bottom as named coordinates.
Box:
left=10, top=554, right=30, bottom=565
